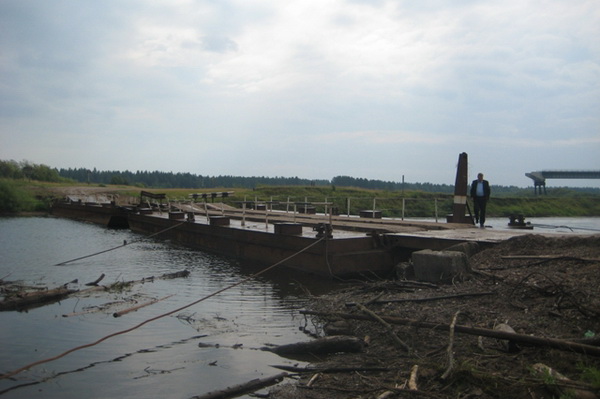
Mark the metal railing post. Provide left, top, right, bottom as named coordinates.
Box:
left=402, top=198, right=405, bottom=220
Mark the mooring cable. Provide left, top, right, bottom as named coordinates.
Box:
left=54, top=221, right=188, bottom=266
left=1, top=236, right=326, bottom=381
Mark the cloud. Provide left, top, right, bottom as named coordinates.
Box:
left=0, top=0, right=598, bottom=187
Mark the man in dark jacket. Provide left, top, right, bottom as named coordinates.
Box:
left=470, top=173, right=491, bottom=227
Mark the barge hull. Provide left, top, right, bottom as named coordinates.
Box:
left=128, top=214, right=394, bottom=277
left=52, top=202, right=130, bottom=228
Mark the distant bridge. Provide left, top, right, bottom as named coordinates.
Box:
left=525, top=170, right=600, bottom=194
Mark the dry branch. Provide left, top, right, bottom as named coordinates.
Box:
left=501, top=255, right=600, bottom=262
left=441, top=311, right=460, bottom=380
left=356, top=303, right=410, bottom=352
left=85, top=273, right=105, bottom=286
left=345, top=291, right=495, bottom=307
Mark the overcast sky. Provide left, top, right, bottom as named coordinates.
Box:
left=1, top=0, right=599, bottom=187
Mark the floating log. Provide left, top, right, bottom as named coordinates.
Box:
left=191, top=372, right=287, bottom=399
left=0, top=287, right=76, bottom=311
left=113, top=295, right=173, bottom=317
left=262, top=335, right=365, bottom=355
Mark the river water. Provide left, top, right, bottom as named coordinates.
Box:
left=1, top=216, right=599, bottom=399
left=0, top=216, right=338, bottom=399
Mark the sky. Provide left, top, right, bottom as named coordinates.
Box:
left=1, top=0, right=599, bottom=188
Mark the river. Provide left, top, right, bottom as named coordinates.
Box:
left=1, top=216, right=599, bottom=399
left=0, top=216, right=338, bottom=399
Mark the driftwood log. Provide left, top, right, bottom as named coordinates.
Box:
left=262, top=335, right=365, bottom=356
left=191, top=372, right=287, bottom=399
left=0, top=270, right=189, bottom=312
left=0, top=287, right=76, bottom=311
left=113, top=295, right=173, bottom=317
left=301, top=310, right=600, bottom=357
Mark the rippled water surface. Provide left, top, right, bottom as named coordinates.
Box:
left=0, top=217, right=336, bottom=399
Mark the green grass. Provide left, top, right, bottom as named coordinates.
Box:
left=0, top=179, right=47, bottom=213
left=1, top=180, right=599, bottom=217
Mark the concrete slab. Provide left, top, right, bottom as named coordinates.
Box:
left=412, top=249, right=470, bottom=283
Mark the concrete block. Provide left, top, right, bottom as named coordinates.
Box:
left=412, top=249, right=470, bottom=283
left=444, top=241, right=480, bottom=259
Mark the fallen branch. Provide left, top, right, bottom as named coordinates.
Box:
left=85, top=273, right=105, bottom=286
left=262, top=336, right=365, bottom=356
left=346, top=291, right=495, bottom=307
left=441, top=311, right=460, bottom=380
left=501, top=255, right=600, bottom=262
left=190, top=372, right=287, bottom=399
left=356, top=303, right=410, bottom=352
left=113, top=295, right=174, bottom=317
left=300, top=310, right=600, bottom=357
left=270, top=365, right=393, bottom=373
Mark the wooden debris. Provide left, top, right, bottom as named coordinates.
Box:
left=270, top=365, right=392, bottom=373
left=113, top=295, right=173, bottom=318
left=191, top=372, right=287, bottom=399
left=85, top=273, right=105, bottom=286
left=408, top=365, right=419, bottom=390
left=345, top=291, right=495, bottom=307
left=501, top=255, right=600, bottom=262
left=306, top=373, right=321, bottom=387
left=262, top=336, right=365, bottom=356
left=356, top=303, right=410, bottom=352
left=532, top=363, right=599, bottom=399
left=441, top=311, right=460, bottom=380
left=0, top=286, right=76, bottom=311
left=1, top=270, right=189, bottom=312
left=301, top=310, right=600, bottom=357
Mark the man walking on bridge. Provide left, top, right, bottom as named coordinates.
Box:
left=470, top=173, right=491, bottom=228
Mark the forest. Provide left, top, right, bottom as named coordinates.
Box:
left=2, top=159, right=599, bottom=195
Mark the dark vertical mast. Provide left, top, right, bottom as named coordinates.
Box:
left=450, top=152, right=470, bottom=224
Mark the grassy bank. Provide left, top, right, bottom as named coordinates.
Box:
left=1, top=180, right=599, bottom=217
left=0, top=179, right=51, bottom=213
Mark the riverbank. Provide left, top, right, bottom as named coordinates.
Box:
left=1, top=181, right=600, bottom=217
left=270, top=234, right=600, bottom=399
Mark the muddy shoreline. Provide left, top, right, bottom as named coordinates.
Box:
left=270, top=234, right=600, bottom=399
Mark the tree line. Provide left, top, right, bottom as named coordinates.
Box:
left=0, top=160, right=65, bottom=182
left=2, top=159, right=599, bottom=196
